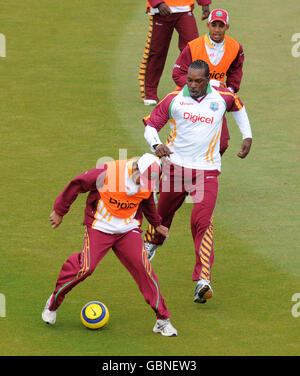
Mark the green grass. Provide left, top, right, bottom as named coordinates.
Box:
left=1, top=0, right=300, bottom=356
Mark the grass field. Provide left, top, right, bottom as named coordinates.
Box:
left=1, top=0, right=300, bottom=357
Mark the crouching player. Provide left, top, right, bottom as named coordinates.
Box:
left=42, top=153, right=177, bottom=337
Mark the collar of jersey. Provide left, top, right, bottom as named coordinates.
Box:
left=182, top=82, right=212, bottom=98
left=205, top=33, right=225, bottom=50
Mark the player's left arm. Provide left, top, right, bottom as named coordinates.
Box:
left=172, top=45, right=193, bottom=88
left=226, top=44, right=245, bottom=93
left=139, top=194, right=169, bottom=238
left=236, top=136, right=252, bottom=159
left=224, top=91, right=253, bottom=158
left=232, top=106, right=252, bottom=158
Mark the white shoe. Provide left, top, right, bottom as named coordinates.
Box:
left=144, top=99, right=158, bottom=106
left=144, top=242, right=159, bottom=261
left=42, top=295, right=57, bottom=325
left=153, top=319, right=178, bottom=337
left=194, top=279, right=213, bottom=304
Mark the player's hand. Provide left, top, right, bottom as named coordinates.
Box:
left=155, top=225, right=169, bottom=238
left=155, top=144, right=173, bottom=158
left=201, top=5, right=210, bottom=20
left=50, top=210, right=63, bottom=229
left=237, top=138, right=252, bottom=159
left=158, top=3, right=172, bottom=17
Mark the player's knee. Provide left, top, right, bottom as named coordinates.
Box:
left=87, top=264, right=97, bottom=276
left=79, top=264, right=95, bottom=279
left=192, top=215, right=211, bottom=234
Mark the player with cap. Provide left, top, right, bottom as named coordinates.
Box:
left=172, top=8, right=245, bottom=155
left=42, top=153, right=178, bottom=337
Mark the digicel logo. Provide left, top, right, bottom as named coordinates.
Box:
left=209, top=71, right=225, bottom=80
left=184, top=112, right=214, bottom=124
left=109, top=197, right=138, bottom=209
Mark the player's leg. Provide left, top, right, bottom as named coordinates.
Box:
left=139, top=14, right=175, bottom=103
left=190, top=170, right=219, bottom=303
left=42, top=227, right=112, bottom=322
left=143, top=188, right=187, bottom=261
left=174, top=11, right=199, bottom=52
left=147, top=189, right=187, bottom=242
left=113, top=229, right=177, bottom=336
left=144, top=160, right=186, bottom=245
left=144, top=162, right=187, bottom=260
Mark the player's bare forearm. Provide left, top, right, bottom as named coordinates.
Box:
left=156, top=225, right=169, bottom=238
left=158, top=3, right=172, bottom=17
left=155, top=144, right=173, bottom=158
left=50, top=210, right=63, bottom=229
left=201, top=5, right=210, bottom=20
left=237, top=138, right=252, bottom=159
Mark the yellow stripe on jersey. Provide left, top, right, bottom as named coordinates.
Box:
left=143, top=91, right=180, bottom=123
left=143, top=114, right=150, bottom=122
left=209, top=128, right=221, bottom=163
left=216, top=90, right=243, bottom=111
left=206, top=129, right=219, bottom=163
left=92, top=199, right=102, bottom=229
left=101, top=211, right=109, bottom=221
left=166, top=119, right=177, bottom=147
left=157, top=90, right=180, bottom=105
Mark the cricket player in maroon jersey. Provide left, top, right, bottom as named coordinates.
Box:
left=42, top=153, right=178, bottom=336
left=172, top=9, right=245, bottom=155
left=139, top=0, right=211, bottom=106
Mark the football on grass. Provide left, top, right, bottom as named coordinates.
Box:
left=80, top=301, right=109, bottom=329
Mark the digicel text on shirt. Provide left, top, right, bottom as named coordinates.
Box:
left=183, top=112, right=214, bottom=124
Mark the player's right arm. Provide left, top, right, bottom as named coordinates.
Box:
left=143, top=91, right=178, bottom=156
left=50, top=166, right=107, bottom=228
left=172, top=45, right=193, bottom=88
left=49, top=211, right=63, bottom=229
left=148, top=1, right=172, bottom=16
left=196, top=0, right=211, bottom=20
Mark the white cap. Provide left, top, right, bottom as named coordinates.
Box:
left=137, top=153, right=161, bottom=189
